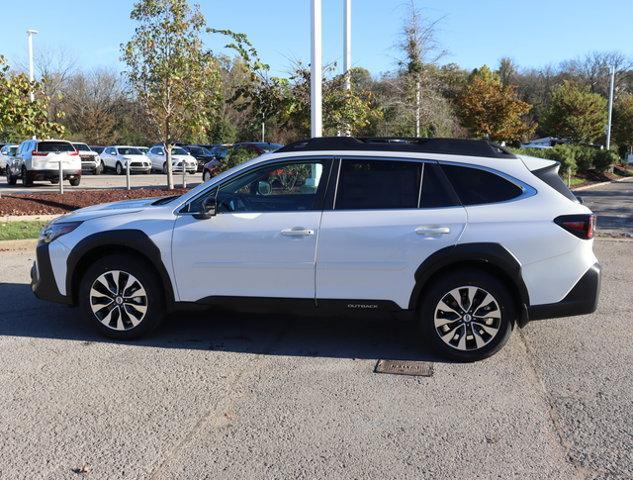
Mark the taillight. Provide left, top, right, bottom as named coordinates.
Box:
left=554, top=214, right=595, bottom=239
left=31, top=150, right=47, bottom=156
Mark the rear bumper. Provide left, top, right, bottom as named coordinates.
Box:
left=526, top=263, right=601, bottom=321
left=27, top=169, right=81, bottom=181
left=31, top=243, right=73, bottom=305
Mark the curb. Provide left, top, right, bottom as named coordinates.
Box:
left=0, top=214, right=60, bottom=223
left=0, top=238, right=38, bottom=252
left=572, top=175, right=633, bottom=192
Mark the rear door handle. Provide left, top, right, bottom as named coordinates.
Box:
left=281, top=227, right=315, bottom=237
left=415, top=225, right=451, bottom=236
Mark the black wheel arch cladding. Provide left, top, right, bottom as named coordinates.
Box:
left=408, top=242, right=530, bottom=312
left=67, top=229, right=175, bottom=306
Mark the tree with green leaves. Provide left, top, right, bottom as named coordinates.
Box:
left=542, top=80, right=607, bottom=143
left=211, top=29, right=294, bottom=142
left=613, top=93, right=633, bottom=152
left=0, top=56, right=65, bottom=141
left=122, top=0, right=222, bottom=189
left=456, top=65, right=534, bottom=142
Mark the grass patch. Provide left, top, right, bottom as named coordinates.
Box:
left=568, top=176, right=587, bottom=188
left=0, top=221, right=48, bottom=241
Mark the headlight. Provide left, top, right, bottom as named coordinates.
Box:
left=39, top=221, right=82, bottom=244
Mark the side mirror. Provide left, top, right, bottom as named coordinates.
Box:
left=257, top=180, right=272, bottom=195
left=194, top=196, right=217, bottom=220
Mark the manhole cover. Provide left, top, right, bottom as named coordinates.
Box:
left=374, top=359, right=434, bottom=377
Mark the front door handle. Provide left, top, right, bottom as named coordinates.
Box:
left=415, top=225, right=451, bottom=237
left=281, top=227, right=315, bottom=237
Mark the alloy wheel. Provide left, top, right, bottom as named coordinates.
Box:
left=433, top=286, right=501, bottom=351
left=89, top=270, right=148, bottom=331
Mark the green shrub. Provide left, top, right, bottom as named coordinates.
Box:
left=572, top=146, right=595, bottom=172
left=214, top=146, right=259, bottom=175
left=548, top=144, right=577, bottom=175
left=593, top=149, right=619, bottom=172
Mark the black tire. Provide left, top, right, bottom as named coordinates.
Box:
left=115, top=162, right=123, bottom=175
left=95, top=163, right=103, bottom=175
left=418, top=268, right=515, bottom=362
left=162, top=162, right=167, bottom=174
left=79, top=254, right=165, bottom=340
left=50, top=178, right=59, bottom=184
left=69, top=177, right=81, bottom=187
left=202, top=170, right=211, bottom=182
left=21, top=167, right=33, bottom=186
left=6, top=168, right=17, bottom=185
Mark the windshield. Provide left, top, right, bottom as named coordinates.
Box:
left=188, top=146, right=211, bottom=156
left=72, top=143, right=91, bottom=151
left=117, top=147, right=143, bottom=155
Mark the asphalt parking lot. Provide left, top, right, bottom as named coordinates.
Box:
left=0, top=238, right=632, bottom=480
left=0, top=172, right=203, bottom=194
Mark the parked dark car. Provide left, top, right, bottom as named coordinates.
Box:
left=183, top=144, right=216, bottom=172
left=200, top=142, right=284, bottom=182
left=90, top=146, right=105, bottom=155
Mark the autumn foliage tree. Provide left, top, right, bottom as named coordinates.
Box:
left=456, top=65, right=534, bottom=142
left=0, top=56, right=65, bottom=141
left=122, top=0, right=222, bottom=189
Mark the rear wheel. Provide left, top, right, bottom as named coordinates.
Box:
left=79, top=254, right=165, bottom=339
left=21, top=167, right=33, bottom=186
left=69, top=177, right=81, bottom=187
left=202, top=170, right=211, bottom=182
left=418, top=268, right=515, bottom=361
left=162, top=162, right=167, bottom=174
left=50, top=178, right=59, bottom=184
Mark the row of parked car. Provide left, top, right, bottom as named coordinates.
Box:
left=0, top=139, right=283, bottom=187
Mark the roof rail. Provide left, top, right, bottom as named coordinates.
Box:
left=277, top=136, right=517, bottom=159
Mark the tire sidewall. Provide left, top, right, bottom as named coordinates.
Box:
left=79, top=254, right=165, bottom=339
left=419, top=269, right=515, bottom=362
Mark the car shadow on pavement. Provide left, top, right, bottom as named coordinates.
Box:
left=0, top=282, right=444, bottom=363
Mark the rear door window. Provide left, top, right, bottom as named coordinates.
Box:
left=420, top=164, right=460, bottom=208
left=335, top=159, right=422, bottom=210
left=441, top=164, right=523, bottom=205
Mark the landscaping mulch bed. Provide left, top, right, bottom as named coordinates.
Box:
left=571, top=166, right=633, bottom=190
left=0, top=188, right=189, bottom=216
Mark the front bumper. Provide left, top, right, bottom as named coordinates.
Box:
left=527, top=263, right=601, bottom=321
left=31, top=243, right=72, bottom=305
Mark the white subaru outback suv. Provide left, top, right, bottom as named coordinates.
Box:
left=31, top=137, right=600, bottom=361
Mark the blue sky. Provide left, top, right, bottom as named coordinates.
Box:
left=1, top=0, right=632, bottom=78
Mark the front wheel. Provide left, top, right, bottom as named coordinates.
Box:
left=418, top=268, right=515, bottom=362
left=69, top=177, right=81, bottom=187
left=21, top=167, right=33, bottom=186
left=202, top=170, right=211, bottom=182
left=6, top=167, right=17, bottom=185
left=162, top=162, right=167, bottom=174
left=115, top=162, right=123, bottom=175
left=79, top=254, right=165, bottom=339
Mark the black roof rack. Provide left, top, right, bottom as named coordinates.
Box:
left=277, top=137, right=517, bottom=159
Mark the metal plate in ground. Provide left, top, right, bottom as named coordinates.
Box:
left=374, top=359, right=434, bottom=377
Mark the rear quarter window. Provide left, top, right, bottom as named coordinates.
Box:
left=441, top=164, right=523, bottom=206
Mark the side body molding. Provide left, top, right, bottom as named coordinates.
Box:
left=408, top=242, right=530, bottom=316
left=66, top=229, right=175, bottom=306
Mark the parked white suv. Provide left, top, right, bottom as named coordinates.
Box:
left=147, top=145, right=197, bottom=173
left=6, top=139, right=81, bottom=186
left=31, top=137, right=600, bottom=361
left=100, top=146, right=151, bottom=174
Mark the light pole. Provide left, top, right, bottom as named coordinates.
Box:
left=311, top=0, right=322, bottom=138
left=26, top=29, right=38, bottom=103
left=344, top=0, right=351, bottom=92
left=606, top=65, right=615, bottom=150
